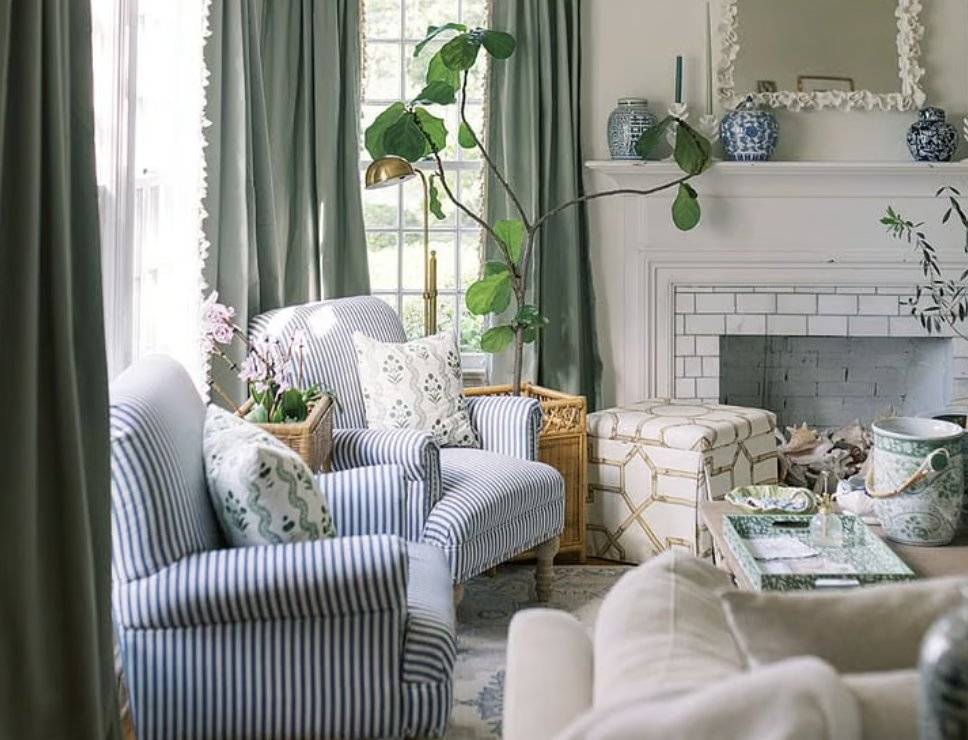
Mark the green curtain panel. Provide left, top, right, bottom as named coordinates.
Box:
left=0, top=1, right=119, bottom=738
left=204, top=0, right=369, bottom=401
left=486, top=0, right=601, bottom=409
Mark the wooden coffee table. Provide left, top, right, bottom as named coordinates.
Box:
left=700, top=500, right=968, bottom=590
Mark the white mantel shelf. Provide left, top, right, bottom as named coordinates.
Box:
left=585, top=159, right=968, bottom=176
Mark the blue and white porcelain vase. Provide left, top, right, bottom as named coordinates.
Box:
left=907, top=107, right=958, bottom=162
left=920, top=588, right=968, bottom=739
left=607, top=98, right=658, bottom=160
left=720, top=95, right=779, bottom=162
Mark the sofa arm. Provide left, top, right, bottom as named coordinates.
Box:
left=317, top=465, right=409, bottom=538
left=114, top=535, right=408, bottom=629
left=465, top=395, right=542, bottom=461
left=503, top=609, right=593, bottom=740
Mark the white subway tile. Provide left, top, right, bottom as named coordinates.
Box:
left=684, top=356, right=703, bottom=377
left=675, top=357, right=684, bottom=376
left=818, top=294, right=858, bottom=315
left=675, top=293, right=695, bottom=314
left=808, top=315, right=848, bottom=336
left=736, top=293, right=775, bottom=313
left=952, top=338, right=968, bottom=358
left=702, top=356, right=721, bottom=377
left=767, top=315, right=807, bottom=335
left=696, top=377, right=720, bottom=398
left=675, top=335, right=696, bottom=356
left=858, top=295, right=901, bottom=316
left=695, top=336, right=720, bottom=355
left=676, top=377, right=696, bottom=398
left=695, top=293, right=736, bottom=313
left=848, top=316, right=889, bottom=336
left=777, top=294, right=817, bottom=314
left=676, top=315, right=685, bottom=333
left=726, top=314, right=767, bottom=335
left=686, top=314, right=726, bottom=335
left=889, top=316, right=925, bottom=337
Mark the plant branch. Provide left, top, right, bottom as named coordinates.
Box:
left=459, top=71, right=532, bottom=230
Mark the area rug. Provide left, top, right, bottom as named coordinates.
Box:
left=445, top=564, right=632, bottom=739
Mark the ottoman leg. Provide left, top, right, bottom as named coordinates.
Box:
left=453, top=583, right=465, bottom=608
left=535, top=537, right=560, bottom=602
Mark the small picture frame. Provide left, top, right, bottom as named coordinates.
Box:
left=797, top=75, right=855, bottom=93
left=756, top=80, right=778, bottom=93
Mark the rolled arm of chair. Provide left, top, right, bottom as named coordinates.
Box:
left=465, top=395, right=542, bottom=461
left=115, top=534, right=409, bottom=629
left=317, top=464, right=410, bottom=538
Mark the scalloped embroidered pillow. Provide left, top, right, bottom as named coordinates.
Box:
left=203, top=406, right=336, bottom=546
left=352, top=331, right=480, bottom=447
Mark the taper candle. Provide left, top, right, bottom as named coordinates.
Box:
left=675, top=55, right=683, bottom=104
left=705, top=3, right=714, bottom=115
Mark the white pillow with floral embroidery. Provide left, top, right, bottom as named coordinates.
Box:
left=203, top=406, right=337, bottom=546
left=352, top=331, right=479, bottom=448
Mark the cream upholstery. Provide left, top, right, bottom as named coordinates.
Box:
left=504, top=551, right=934, bottom=740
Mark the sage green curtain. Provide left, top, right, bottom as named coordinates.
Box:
left=0, top=1, right=119, bottom=737
left=486, top=0, right=601, bottom=408
left=204, top=0, right=368, bottom=400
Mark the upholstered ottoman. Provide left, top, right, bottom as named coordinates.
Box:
left=587, top=400, right=778, bottom=562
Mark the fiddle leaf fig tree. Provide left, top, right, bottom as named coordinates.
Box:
left=365, top=23, right=712, bottom=394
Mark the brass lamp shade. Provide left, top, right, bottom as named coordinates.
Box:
left=365, top=156, right=416, bottom=190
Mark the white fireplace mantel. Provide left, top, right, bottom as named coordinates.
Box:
left=584, top=160, right=968, bottom=404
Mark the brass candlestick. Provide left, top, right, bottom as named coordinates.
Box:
left=364, top=156, right=438, bottom=335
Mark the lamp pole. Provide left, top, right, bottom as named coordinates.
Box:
left=414, top=168, right=438, bottom=335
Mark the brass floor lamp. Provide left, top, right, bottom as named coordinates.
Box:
left=364, top=156, right=437, bottom=335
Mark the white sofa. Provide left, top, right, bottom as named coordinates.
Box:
left=504, top=551, right=964, bottom=740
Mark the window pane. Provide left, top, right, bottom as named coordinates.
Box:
left=457, top=165, right=483, bottom=227
left=457, top=104, right=484, bottom=161
left=367, top=231, right=400, bottom=291
left=403, top=168, right=456, bottom=228
left=365, top=0, right=400, bottom=38
left=459, top=305, right=485, bottom=351
left=403, top=231, right=456, bottom=290
left=364, top=42, right=402, bottom=100
left=404, top=0, right=459, bottom=40
left=361, top=177, right=399, bottom=228
left=404, top=41, right=441, bottom=100
left=402, top=294, right=456, bottom=341
left=461, top=2, right=487, bottom=30
left=460, top=230, right=482, bottom=289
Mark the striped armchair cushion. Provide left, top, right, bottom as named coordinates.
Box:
left=465, top=395, right=542, bottom=460
left=249, top=296, right=406, bottom=429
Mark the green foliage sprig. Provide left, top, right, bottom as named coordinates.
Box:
left=365, top=23, right=712, bottom=393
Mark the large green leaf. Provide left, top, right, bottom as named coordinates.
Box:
left=674, top=122, right=712, bottom=176
left=364, top=102, right=406, bottom=160
left=480, top=324, right=515, bottom=353
left=428, top=177, right=445, bottom=220
left=280, top=388, right=308, bottom=422
left=634, top=116, right=672, bottom=160
left=414, top=107, right=448, bottom=154
left=426, top=51, right=459, bottom=88
left=414, top=22, right=467, bottom=57
left=383, top=111, right=427, bottom=162
left=412, top=80, right=456, bottom=105
left=483, top=260, right=510, bottom=277
left=494, top=218, right=525, bottom=262
left=458, top=122, right=477, bottom=149
left=672, top=182, right=701, bottom=231
left=440, top=33, right=481, bottom=71
left=244, top=402, right=269, bottom=423
left=514, top=304, right=548, bottom=329
left=481, top=30, right=516, bottom=59
left=465, top=271, right=512, bottom=315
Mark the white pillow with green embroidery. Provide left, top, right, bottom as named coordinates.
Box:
left=353, top=330, right=479, bottom=447
left=203, top=406, right=336, bottom=546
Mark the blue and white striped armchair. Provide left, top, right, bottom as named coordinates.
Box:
left=110, top=356, right=456, bottom=739
left=250, top=296, right=566, bottom=601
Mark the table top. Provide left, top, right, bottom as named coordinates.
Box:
left=700, top=500, right=968, bottom=590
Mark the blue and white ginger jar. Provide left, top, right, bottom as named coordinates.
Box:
left=607, top=98, right=658, bottom=160
left=720, top=95, right=779, bottom=162
left=907, top=107, right=958, bottom=163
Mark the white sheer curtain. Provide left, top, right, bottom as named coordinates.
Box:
left=92, top=0, right=210, bottom=387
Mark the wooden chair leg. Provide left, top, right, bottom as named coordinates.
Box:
left=452, top=583, right=465, bottom=608
left=534, top=536, right=560, bottom=602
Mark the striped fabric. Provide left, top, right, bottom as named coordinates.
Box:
left=318, top=464, right=410, bottom=538
left=423, top=449, right=566, bottom=583
left=110, top=357, right=456, bottom=739
left=249, top=296, right=406, bottom=429
left=251, top=297, right=567, bottom=586
left=465, top=395, right=542, bottom=460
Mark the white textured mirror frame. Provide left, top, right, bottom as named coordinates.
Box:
left=718, top=0, right=926, bottom=112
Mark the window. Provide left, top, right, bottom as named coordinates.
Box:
left=361, top=0, right=488, bottom=355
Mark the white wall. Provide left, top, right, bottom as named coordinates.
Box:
left=581, top=0, right=968, bottom=407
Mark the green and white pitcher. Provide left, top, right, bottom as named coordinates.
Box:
left=868, top=418, right=965, bottom=546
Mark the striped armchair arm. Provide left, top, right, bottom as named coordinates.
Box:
left=115, top=535, right=408, bottom=629
left=332, top=429, right=441, bottom=539
left=318, top=465, right=409, bottom=538
left=465, top=395, right=542, bottom=461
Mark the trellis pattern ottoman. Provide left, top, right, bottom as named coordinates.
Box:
left=587, top=400, right=778, bottom=562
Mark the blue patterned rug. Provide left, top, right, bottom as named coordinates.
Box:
left=445, top=564, right=631, bottom=739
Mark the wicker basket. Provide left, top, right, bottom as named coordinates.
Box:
left=236, top=396, right=334, bottom=473
left=464, top=383, right=587, bottom=560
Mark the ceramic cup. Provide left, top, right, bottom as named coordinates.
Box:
left=871, top=417, right=965, bottom=546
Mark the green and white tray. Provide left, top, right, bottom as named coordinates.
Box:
left=723, top=514, right=916, bottom=591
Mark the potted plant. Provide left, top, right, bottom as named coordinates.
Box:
left=364, top=23, right=712, bottom=558
left=201, top=292, right=335, bottom=472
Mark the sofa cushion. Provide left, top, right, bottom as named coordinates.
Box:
left=403, top=543, right=457, bottom=684
left=422, top=448, right=564, bottom=581
left=593, top=550, right=743, bottom=707
left=203, top=407, right=337, bottom=546
left=721, top=576, right=968, bottom=673
left=843, top=670, right=919, bottom=740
